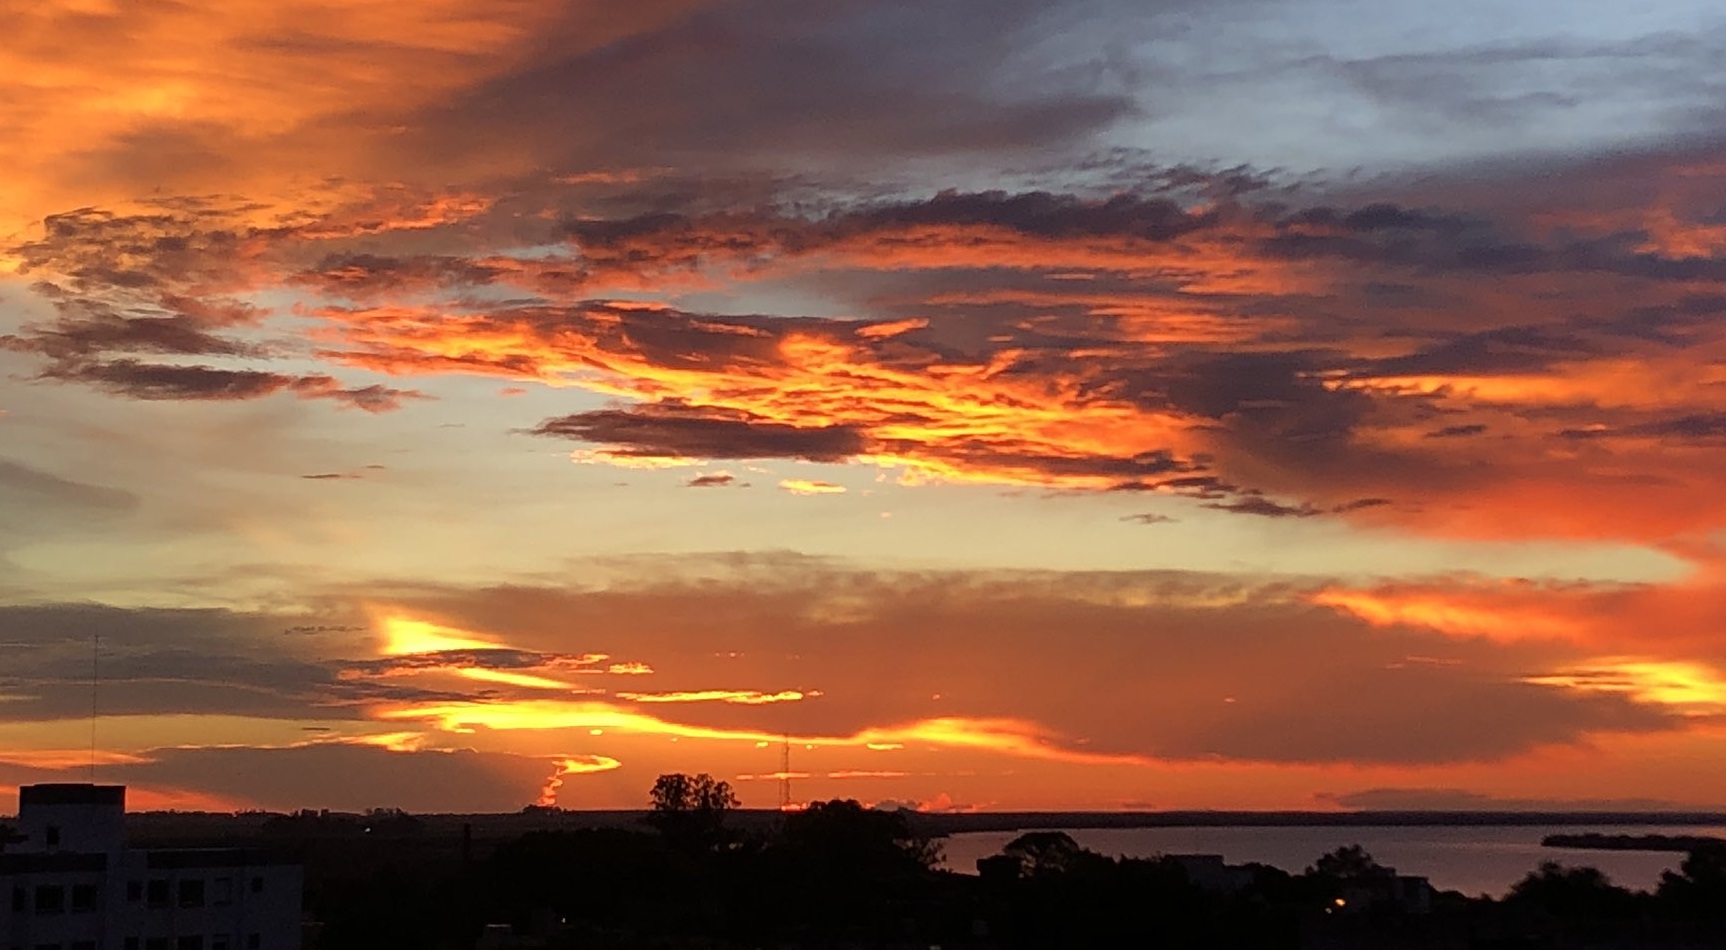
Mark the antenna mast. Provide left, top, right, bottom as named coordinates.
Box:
left=89, top=632, right=100, bottom=782
left=779, top=734, right=791, bottom=810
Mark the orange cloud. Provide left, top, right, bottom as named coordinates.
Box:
left=376, top=697, right=1148, bottom=768
left=1313, top=563, right=1726, bottom=658
left=616, top=690, right=809, bottom=705
left=536, top=754, right=623, bottom=807
left=0, top=749, right=150, bottom=770
left=1311, top=585, right=1591, bottom=643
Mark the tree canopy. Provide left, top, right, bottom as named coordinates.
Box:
left=645, top=772, right=739, bottom=851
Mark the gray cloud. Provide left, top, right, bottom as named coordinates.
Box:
left=533, top=402, right=868, bottom=463
left=411, top=0, right=1139, bottom=176
left=40, top=360, right=426, bottom=412
left=0, top=459, right=137, bottom=512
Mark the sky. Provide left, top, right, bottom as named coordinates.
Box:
left=3, top=0, right=1726, bottom=815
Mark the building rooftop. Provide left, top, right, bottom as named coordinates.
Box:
left=18, top=784, right=126, bottom=807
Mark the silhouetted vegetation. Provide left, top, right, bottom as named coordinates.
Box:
left=121, top=780, right=1726, bottom=949
left=644, top=771, right=739, bottom=853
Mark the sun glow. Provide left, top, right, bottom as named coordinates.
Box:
left=1526, top=659, right=1726, bottom=713
left=377, top=614, right=501, bottom=655
left=376, top=697, right=1148, bottom=767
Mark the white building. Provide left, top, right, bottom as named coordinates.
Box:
left=1, top=784, right=302, bottom=950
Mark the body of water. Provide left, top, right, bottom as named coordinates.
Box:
left=939, top=825, right=1726, bottom=897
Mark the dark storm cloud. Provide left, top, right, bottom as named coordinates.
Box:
left=916, top=442, right=1197, bottom=486
left=8, top=204, right=432, bottom=413
left=0, top=308, right=253, bottom=361
left=532, top=402, right=868, bottom=462
left=564, top=188, right=1218, bottom=273
left=15, top=156, right=1726, bottom=532
left=1199, top=495, right=1389, bottom=519
left=293, top=253, right=513, bottom=298
left=44, top=360, right=303, bottom=400
left=569, top=188, right=1215, bottom=248
left=1363, top=325, right=1601, bottom=377
left=14, top=206, right=258, bottom=295
left=39, top=360, right=426, bottom=412
left=413, top=0, right=1138, bottom=173
left=1427, top=424, right=1488, bottom=439
left=1202, top=496, right=1321, bottom=518
left=1559, top=412, right=1726, bottom=443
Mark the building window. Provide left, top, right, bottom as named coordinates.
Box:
left=127, top=881, right=143, bottom=902
left=178, top=879, right=205, bottom=908
left=70, top=884, right=97, bottom=913
left=34, top=943, right=61, bottom=950
left=44, top=825, right=60, bottom=848
left=33, top=885, right=64, bottom=915
left=146, top=879, right=169, bottom=907
left=11, top=886, right=24, bottom=912
left=176, top=938, right=203, bottom=950
left=246, top=935, right=260, bottom=950
left=145, top=940, right=168, bottom=950
left=213, top=877, right=232, bottom=906
left=72, top=942, right=96, bottom=950
left=211, top=937, right=230, bottom=950
left=249, top=877, right=263, bottom=894
left=125, top=940, right=140, bottom=950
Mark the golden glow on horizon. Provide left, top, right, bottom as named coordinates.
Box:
left=375, top=696, right=1149, bottom=767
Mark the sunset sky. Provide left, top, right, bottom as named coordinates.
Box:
left=5, top=0, right=1726, bottom=815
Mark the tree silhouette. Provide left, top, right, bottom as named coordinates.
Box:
left=771, top=800, right=941, bottom=936
left=1310, top=844, right=1382, bottom=881
left=1507, top=861, right=1637, bottom=919
left=780, top=798, right=940, bottom=873
left=645, top=772, right=739, bottom=851
left=998, top=831, right=1097, bottom=876
left=1658, top=842, right=1726, bottom=917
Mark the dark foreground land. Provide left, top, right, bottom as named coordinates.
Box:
left=98, top=801, right=1726, bottom=950
left=124, top=807, right=1726, bottom=845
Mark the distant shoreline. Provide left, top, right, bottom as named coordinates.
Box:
left=904, top=811, right=1726, bottom=837
left=1542, top=832, right=1726, bottom=853
left=110, top=808, right=1726, bottom=845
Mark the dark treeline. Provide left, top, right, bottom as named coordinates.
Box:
left=236, top=775, right=1726, bottom=950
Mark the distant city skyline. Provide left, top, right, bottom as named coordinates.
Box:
left=4, top=0, right=1726, bottom=814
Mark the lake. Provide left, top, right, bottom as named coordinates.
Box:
left=938, top=825, right=1726, bottom=896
